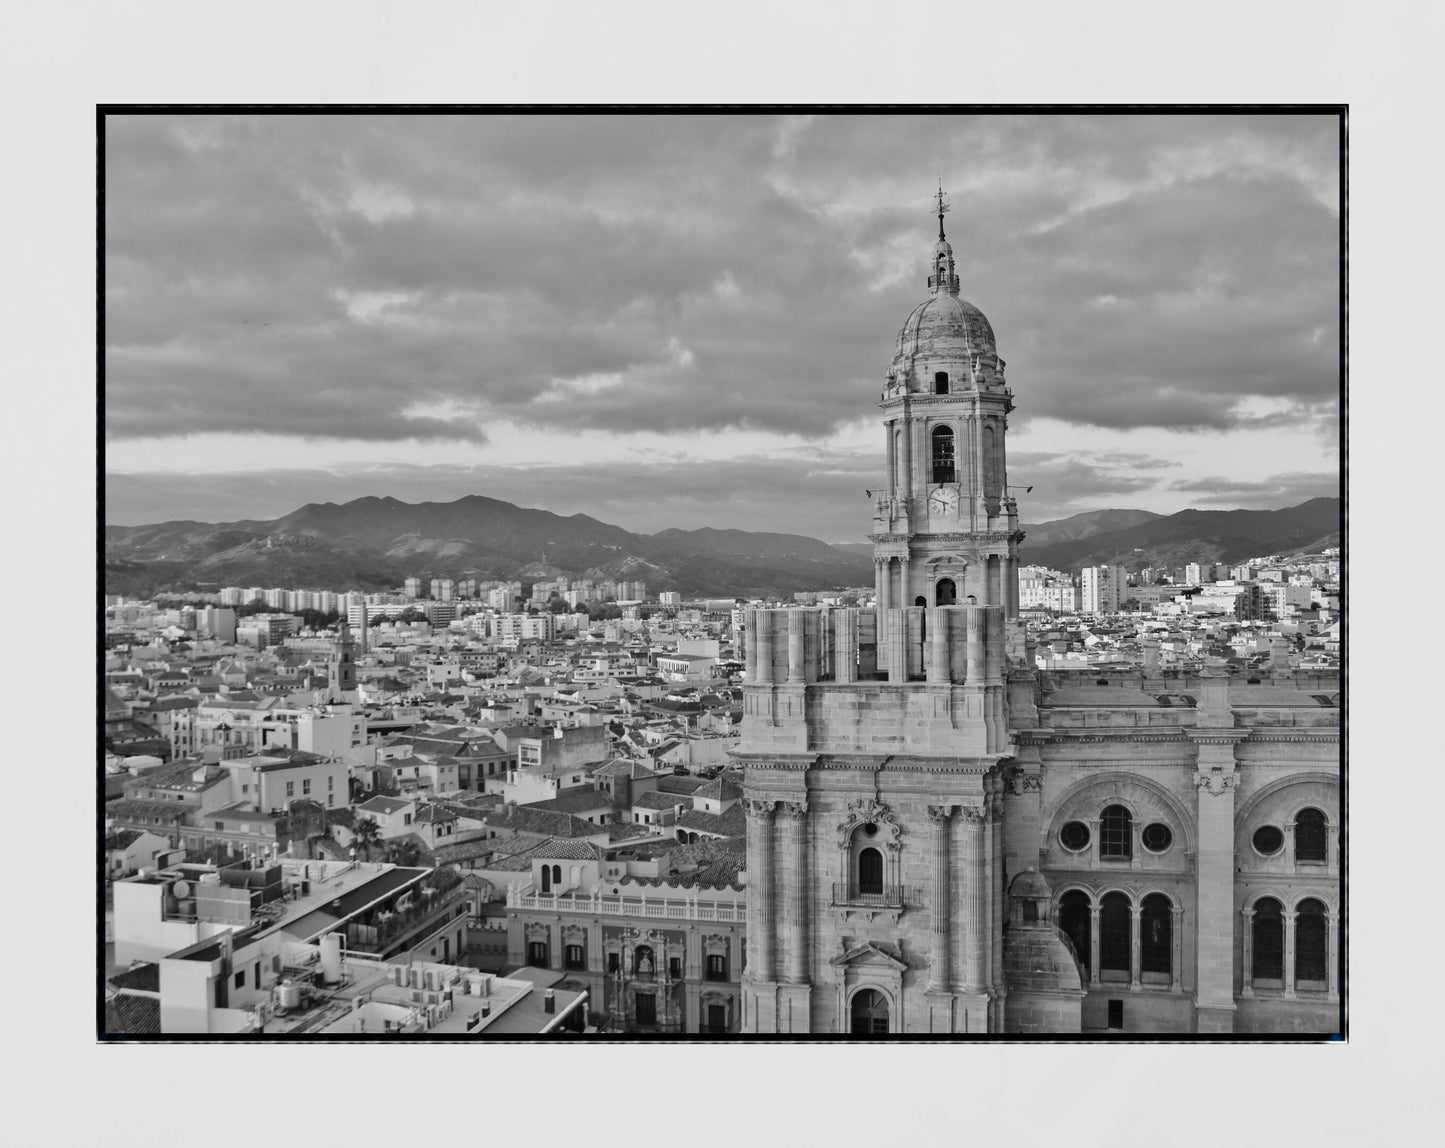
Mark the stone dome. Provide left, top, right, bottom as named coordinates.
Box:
left=1009, top=868, right=1052, bottom=901
left=893, top=291, right=997, bottom=361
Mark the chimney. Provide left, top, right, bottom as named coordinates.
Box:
left=543, top=989, right=556, bottom=1015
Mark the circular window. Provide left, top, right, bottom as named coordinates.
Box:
left=1252, top=825, right=1284, bottom=855
left=1141, top=823, right=1173, bottom=853
left=1059, top=821, right=1090, bottom=851
left=863, top=823, right=878, bottom=837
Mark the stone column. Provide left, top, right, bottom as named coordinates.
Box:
left=899, top=556, right=912, bottom=609
left=745, top=799, right=776, bottom=983
left=744, top=611, right=758, bottom=682
left=835, top=609, right=857, bottom=684
left=1240, top=908, right=1255, bottom=997
left=1189, top=727, right=1246, bottom=1033
left=1327, top=910, right=1339, bottom=999
left=1283, top=909, right=1297, bottom=999
left=927, top=608, right=949, bottom=682
left=780, top=802, right=809, bottom=984
left=787, top=609, right=805, bottom=683
left=1171, top=906, right=1184, bottom=993
left=885, top=420, right=897, bottom=501
left=986, top=556, right=1001, bottom=608
left=901, top=404, right=914, bottom=500
left=754, top=611, right=773, bottom=685
left=1129, top=903, right=1142, bottom=990
left=961, top=806, right=986, bottom=990
left=878, top=559, right=892, bottom=651
left=1089, top=817, right=1101, bottom=871
left=1089, top=905, right=1102, bottom=987
left=988, top=779, right=1005, bottom=1008
left=964, top=607, right=983, bottom=685
left=1284, top=820, right=1296, bottom=869
left=926, top=805, right=954, bottom=991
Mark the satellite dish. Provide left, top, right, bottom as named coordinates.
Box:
left=172, top=880, right=192, bottom=899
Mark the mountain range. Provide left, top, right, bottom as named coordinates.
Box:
left=104, top=494, right=1341, bottom=599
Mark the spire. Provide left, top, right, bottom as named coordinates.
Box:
left=927, top=184, right=959, bottom=296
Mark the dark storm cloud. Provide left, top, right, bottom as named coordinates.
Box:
left=105, top=113, right=1339, bottom=447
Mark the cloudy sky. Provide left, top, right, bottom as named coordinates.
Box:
left=104, top=113, right=1340, bottom=540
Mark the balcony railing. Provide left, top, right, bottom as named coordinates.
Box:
left=831, top=883, right=914, bottom=909
left=511, top=890, right=744, bottom=923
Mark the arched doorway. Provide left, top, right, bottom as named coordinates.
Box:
left=850, top=989, right=890, bottom=1035
left=936, top=578, right=956, bottom=605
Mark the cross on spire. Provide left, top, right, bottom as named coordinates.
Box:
left=935, top=182, right=950, bottom=240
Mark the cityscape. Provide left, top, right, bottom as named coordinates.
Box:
left=101, top=113, right=1343, bottom=1039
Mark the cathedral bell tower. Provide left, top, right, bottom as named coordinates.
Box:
left=871, top=185, right=1023, bottom=632
left=736, top=191, right=1027, bottom=1035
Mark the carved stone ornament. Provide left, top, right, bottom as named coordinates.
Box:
left=837, top=797, right=901, bottom=847
left=744, top=798, right=778, bottom=819
left=703, top=933, right=728, bottom=950
left=957, top=805, right=987, bottom=825
left=1194, top=768, right=1239, bottom=797
left=779, top=801, right=809, bottom=820
left=562, top=924, right=587, bottom=944
left=925, top=804, right=956, bottom=825
left=525, top=922, right=550, bottom=940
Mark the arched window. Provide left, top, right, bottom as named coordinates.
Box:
left=850, top=988, right=889, bottom=1035
left=552, top=864, right=562, bottom=885
left=1099, top=892, right=1131, bottom=978
left=936, top=578, right=956, bottom=605
left=1294, top=807, right=1327, bottom=862
left=1140, top=893, right=1172, bottom=977
left=931, top=426, right=956, bottom=484
left=1252, top=897, right=1284, bottom=983
left=1059, top=890, right=1091, bottom=976
left=934, top=371, right=949, bottom=395
left=1295, top=898, right=1328, bottom=984
left=857, top=847, right=884, bottom=896
left=540, top=866, right=551, bottom=893
left=1100, top=805, right=1132, bottom=859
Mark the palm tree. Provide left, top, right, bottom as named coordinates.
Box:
left=351, top=816, right=381, bottom=861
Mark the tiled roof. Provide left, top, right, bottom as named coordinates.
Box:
left=414, top=804, right=458, bottom=824
left=634, top=791, right=686, bottom=811
left=479, top=805, right=600, bottom=839
left=104, top=994, right=161, bottom=1036
left=108, top=963, right=160, bottom=993
left=357, top=796, right=412, bottom=816
left=525, top=790, right=611, bottom=815
left=105, top=829, right=144, bottom=851
left=654, top=775, right=705, bottom=795
left=694, top=777, right=743, bottom=802
left=529, top=837, right=606, bottom=862
left=107, top=799, right=190, bottom=821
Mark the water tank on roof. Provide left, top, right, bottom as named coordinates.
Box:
left=274, top=980, right=301, bottom=1013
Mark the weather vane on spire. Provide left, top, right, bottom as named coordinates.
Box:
left=935, top=181, right=950, bottom=240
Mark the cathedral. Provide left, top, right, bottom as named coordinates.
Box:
left=734, top=194, right=1341, bottom=1035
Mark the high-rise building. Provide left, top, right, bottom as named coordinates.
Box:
left=1185, top=563, right=1203, bottom=586
left=659, top=591, right=682, bottom=606
left=404, top=577, right=424, bottom=599
left=1080, top=565, right=1127, bottom=613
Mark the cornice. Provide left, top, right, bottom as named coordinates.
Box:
left=1185, top=729, right=1251, bottom=745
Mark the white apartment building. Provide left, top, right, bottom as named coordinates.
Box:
left=1080, top=565, right=1127, bottom=613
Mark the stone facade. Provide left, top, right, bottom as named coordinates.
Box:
left=736, top=205, right=1341, bottom=1035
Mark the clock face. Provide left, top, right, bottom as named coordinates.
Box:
left=929, top=487, right=960, bottom=517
